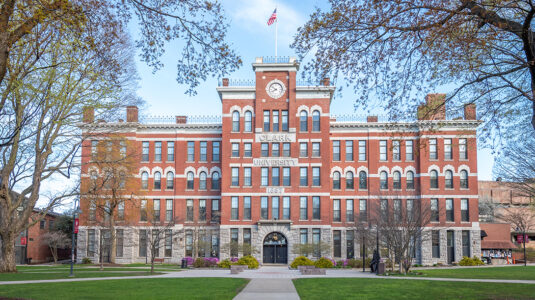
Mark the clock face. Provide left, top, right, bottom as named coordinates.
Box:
left=266, top=80, right=286, bottom=99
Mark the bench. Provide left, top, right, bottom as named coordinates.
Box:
left=154, top=258, right=165, bottom=264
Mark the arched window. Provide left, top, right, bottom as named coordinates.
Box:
left=460, top=170, right=469, bottom=188
left=333, top=171, right=341, bottom=189
left=232, top=111, right=240, bottom=132
left=430, top=170, right=439, bottom=189
left=300, top=110, right=308, bottom=132
left=380, top=171, right=388, bottom=190
left=312, top=110, right=320, bottom=131
left=406, top=171, right=415, bottom=190
left=346, top=171, right=354, bottom=189
left=154, top=171, right=161, bottom=190
left=359, top=171, right=367, bottom=189
left=212, top=172, right=220, bottom=190
left=244, top=111, right=252, bottom=132
left=187, top=171, right=194, bottom=190
left=166, top=171, right=174, bottom=189
left=393, top=171, right=401, bottom=189
left=141, top=171, right=149, bottom=189
left=90, top=171, right=98, bottom=189
left=445, top=170, right=453, bottom=189
left=199, top=172, right=207, bottom=190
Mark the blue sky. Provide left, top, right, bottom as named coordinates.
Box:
left=130, top=0, right=495, bottom=180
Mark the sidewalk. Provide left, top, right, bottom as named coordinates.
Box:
left=233, top=279, right=299, bottom=300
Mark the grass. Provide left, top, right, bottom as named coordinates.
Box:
left=407, top=266, right=535, bottom=280
left=293, top=278, right=535, bottom=300
left=0, top=278, right=249, bottom=300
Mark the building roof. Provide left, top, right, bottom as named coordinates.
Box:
left=481, top=240, right=517, bottom=249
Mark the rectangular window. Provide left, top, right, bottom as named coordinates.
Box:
left=379, top=140, right=387, bottom=161
left=243, top=229, right=252, bottom=255
left=186, top=230, right=193, bottom=257
left=261, top=196, right=268, bottom=219
left=272, top=167, right=280, bottom=186
left=333, top=199, right=341, bottom=222
left=394, top=199, right=402, bottom=222
left=346, top=140, right=353, bottom=161
left=142, top=141, right=149, bottom=162
left=346, top=199, right=354, bottom=222
left=300, top=142, right=308, bottom=157
left=154, top=141, right=162, bottom=161
left=231, top=167, right=239, bottom=186
left=431, top=198, right=439, bottom=222
left=333, top=141, right=340, bottom=161
left=313, top=196, right=321, bottom=220
left=272, top=196, right=280, bottom=219
left=152, top=230, right=160, bottom=258
left=140, top=199, right=147, bottom=222
left=212, top=141, right=220, bottom=162
left=116, top=229, right=124, bottom=257
left=272, top=110, right=279, bottom=132
left=243, top=196, right=251, bottom=220
left=358, top=140, right=366, bottom=161
left=167, top=142, right=174, bottom=161
left=211, top=199, right=220, bottom=223
left=333, top=230, right=341, bottom=258
left=139, top=230, right=147, bottom=257
left=200, top=141, right=207, bottom=161
left=231, top=143, right=240, bottom=157
left=165, top=230, right=172, bottom=257
left=446, top=199, right=454, bottom=222
left=87, top=229, right=96, bottom=256
left=261, top=143, right=269, bottom=157
left=380, top=199, right=388, bottom=220
left=459, top=138, right=467, bottom=159
left=187, top=141, right=195, bottom=161
left=406, top=140, right=413, bottom=161
left=261, top=167, right=269, bottom=186
left=461, top=199, right=469, bottom=222
left=40, top=220, right=45, bottom=229
left=300, top=228, right=308, bottom=245
left=263, top=110, right=270, bottom=131
left=432, top=230, right=440, bottom=258
left=89, top=201, right=96, bottom=221
left=312, top=229, right=321, bottom=257
left=282, top=143, right=290, bottom=157
left=199, top=199, right=206, bottom=221
left=268, top=143, right=279, bottom=157
left=430, top=139, right=437, bottom=160
left=406, top=199, right=414, bottom=221
left=346, top=230, right=355, bottom=259
left=186, top=199, right=193, bottom=222
left=230, top=229, right=239, bottom=257
left=282, top=196, right=290, bottom=219
left=444, top=139, right=452, bottom=160
left=300, top=196, right=308, bottom=220
left=392, top=140, right=400, bottom=161
left=244, top=167, right=252, bottom=186
left=49, top=220, right=54, bottom=230
left=359, top=199, right=367, bottom=222
left=462, top=231, right=470, bottom=257
left=91, top=140, right=98, bottom=161
left=153, top=199, right=160, bottom=222
left=312, top=167, right=320, bottom=186
left=312, top=142, right=320, bottom=157
left=282, top=110, right=289, bottom=131
left=231, top=197, right=239, bottom=220
left=244, top=143, right=252, bottom=157
left=300, top=167, right=308, bottom=186
left=282, top=167, right=291, bottom=186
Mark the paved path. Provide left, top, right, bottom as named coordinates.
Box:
left=233, top=279, right=299, bottom=300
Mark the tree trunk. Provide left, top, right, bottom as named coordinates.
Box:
left=524, top=232, right=527, bottom=267
left=51, top=246, right=58, bottom=264
left=0, top=233, right=17, bottom=273
left=109, top=216, right=116, bottom=264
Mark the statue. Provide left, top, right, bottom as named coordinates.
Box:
left=370, top=249, right=380, bottom=273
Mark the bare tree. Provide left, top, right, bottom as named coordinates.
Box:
left=291, top=242, right=332, bottom=259
left=497, top=206, right=535, bottom=266
left=145, top=221, right=176, bottom=274
left=495, top=137, right=535, bottom=201
left=41, top=231, right=71, bottom=264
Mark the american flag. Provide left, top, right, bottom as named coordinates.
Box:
left=267, top=8, right=277, bottom=26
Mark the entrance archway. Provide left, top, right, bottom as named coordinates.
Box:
left=263, top=232, right=288, bottom=264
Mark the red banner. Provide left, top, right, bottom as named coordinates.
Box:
left=20, top=237, right=27, bottom=245
left=74, top=218, right=79, bottom=234
left=517, top=234, right=530, bottom=243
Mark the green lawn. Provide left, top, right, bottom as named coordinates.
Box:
left=293, top=278, right=535, bottom=300
left=0, top=278, right=249, bottom=300
left=408, top=266, right=535, bottom=280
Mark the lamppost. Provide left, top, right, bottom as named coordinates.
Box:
left=69, top=199, right=81, bottom=277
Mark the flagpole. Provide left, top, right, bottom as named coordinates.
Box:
left=275, top=9, right=278, bottom=61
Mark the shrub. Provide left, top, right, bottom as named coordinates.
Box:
left=472, top=256, right=485, bottom=266
left=203, top=257, right=219, bottom=267
left=290, top=256, right=314, bottom=269
left=314, top=257, right=334, bottom=268
left=81, top=257, right=92, bottom=264
left=183, top=256, right=194, bottom=266
left=230, top=257, right=239, bottom=262
left=335, top=260, right=345, bottom=268
left=459, top=256, right=484, bottom=266
left=236, top=255, right=259, bottom=269
left=218, top=259, right=232, bottom=269
left=193, top=258, right=205, bottom=268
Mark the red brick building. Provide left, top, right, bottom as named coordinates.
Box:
left=14, top=211, right=61, bottom=264
left=78, top=57, right=481, bottom=265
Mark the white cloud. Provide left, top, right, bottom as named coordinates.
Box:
left=227, top=0, right=304, bottom=47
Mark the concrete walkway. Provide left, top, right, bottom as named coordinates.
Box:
left=233, top=279, right=299, bottom=300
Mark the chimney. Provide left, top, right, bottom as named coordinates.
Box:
left=464, top=103, right=476, bottom=120
left=323, top=77, right=330, bottom=86
left=417, top=93, right=446, bottom=120
left=176, top=116, right=187, bottom=124
left=83, top=107, right=94, bottom=123
left=126, top=106, right=138, bottom=123
left=367, top=116, right=378, bottom=122
left=222, top=78, right=229, bottom=87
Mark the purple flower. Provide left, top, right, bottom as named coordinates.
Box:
left=230, top=257, right=239, bottom=262
left=184, top=256, right=194, bottom=265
